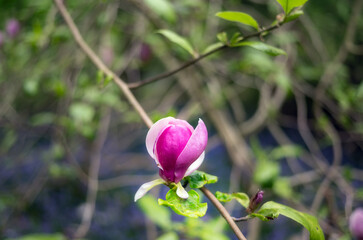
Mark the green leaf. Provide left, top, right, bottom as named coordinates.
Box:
left=256, top=201, right=325, bottom=240
left=144, top=0, right=176, bottom=23
left=216, top=32, right=228, bottom=44
left=234, top=41, right=286, bottom=56
left=138, top=194, right=172, bottom=230
left=250, top=210, right=279, bottom=221
left=69, top=102, right=95, bottom=123
left=215, top=191, right=250, bottom=208
left=273, top=178, right=293, bottom=198
left=276, top=0, right=309, bottom=15
left=230, top=32, right=244, bottom=46
left=158, top=189, right=207, bottom=218
left=253, top=159, right=280, bottom=186
left=5, top=233, right=67, bottom=240
left=157, top=29, right=196, bottom=57
left=285, top=10, right=304, bottom=22
left=157, top=232, right=179, bottom=240
left=216, top=11, right=259, bottom=30
left=184, top=170, right=218, bottom=188
left=202, top=42, right=224, bottom=54
left=270, top=144, right=303, bottom=161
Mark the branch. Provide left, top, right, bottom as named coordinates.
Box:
left=53, top=0, right=153, bottom=128
left=200, top=186, right=248, bottom=240
left=128, top=24, right=281, bottom=89
left=74, top=109, right=111, bottom=238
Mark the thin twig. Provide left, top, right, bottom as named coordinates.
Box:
left=53, top=0, right=153, bottom=128
left=74, top=109, right=111, bottom=238
left=232, top=216, right=251, bottom=222
left=128, top=24, right=281, bottom=89
left=201, top=186, right=248, bottom=240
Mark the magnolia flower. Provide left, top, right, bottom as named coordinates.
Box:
left=350, top=208, right=363, bottom=240
left=135, top=117, right=208, bottom=202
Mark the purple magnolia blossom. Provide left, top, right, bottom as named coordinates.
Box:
left=350, top=208, right=363, bottom=240
left=6, top=19, right=20, bottom=38
left=135, top=117, right=208, bottom=201
left=146, top=117, right=208, bottom=183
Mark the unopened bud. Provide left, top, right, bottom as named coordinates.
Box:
left=247, top=190, right=264, bottom=213
left=139, top=43, right=152, bottom=62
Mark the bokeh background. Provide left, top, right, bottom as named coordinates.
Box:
left=0, top=0, right=362, bottom=239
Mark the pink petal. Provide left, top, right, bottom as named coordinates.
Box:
left=168, top=119, right=194, bottom=132
left=174, top=119, right=208, bottom=183
left=155, top=124, right=192, bottom=182
left=145, top=117, right=175, bottom=161
left=184, top=151, right=205, bottom=177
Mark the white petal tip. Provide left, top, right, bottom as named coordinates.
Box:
left=134, top=179, right=165, bottom=202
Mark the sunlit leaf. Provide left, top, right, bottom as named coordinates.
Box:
left=184, top=170, right=218, bottom=188
left=215, top=191, right=250, bottom=208
left=69, top=102, right=95, bottom=123
left=234, top=41, right=286, bottom=56
left=144, top=0, right=176, bottom=23
left=276, top=0, right=309, bottom=15
left=270, top=144, right=303, bottom=160
left=158, top=189, right=207, bottom=218
left=216, top=11, right=259, bottom=30
left=273, top=178, right=293, bottom=198
left=157, top=29, right=196, bottom=57
left=254, top=159, right=280, bottom=186
left=254, top=201, right=325, bottom=240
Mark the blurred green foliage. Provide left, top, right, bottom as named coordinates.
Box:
left=0, top=0, right=362, bottom=239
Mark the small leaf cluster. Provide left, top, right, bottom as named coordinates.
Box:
left=156, top=171, right=218, bottom=218
left=216, top=192, right=325, bottom=240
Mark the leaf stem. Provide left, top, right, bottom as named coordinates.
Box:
left=200, top=186, right=248, bottom=240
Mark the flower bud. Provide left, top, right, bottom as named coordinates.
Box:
left=146, top=117, right=208, bottom=183
left=6, top=19, right=20, bottom=38
left=139, top=43, right=152, bottom=62
left=350, top=208, right=363, bottom=239
left=247, top=190, right=264, bottom=213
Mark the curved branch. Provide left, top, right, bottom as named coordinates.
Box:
left=53, top=0, right=153, bottom=128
